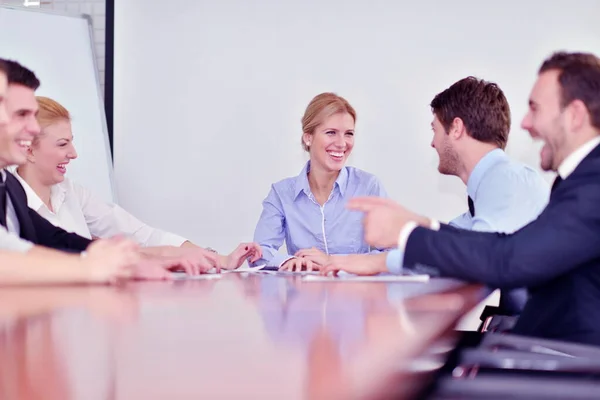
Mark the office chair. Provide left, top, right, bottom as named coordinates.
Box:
left=477, top=305, right=518, bottom=333
left=429, top=374, right=600, bottom=399
left=419, top=332, right=600, bottom=399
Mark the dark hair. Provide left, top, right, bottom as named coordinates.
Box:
left=539, top=51, right=600, bottom=130
left=430, top=76, right=511, bottom=149
left=4, top=59, right=40, bottom=90
left=0, top=59, right=7, bottom=76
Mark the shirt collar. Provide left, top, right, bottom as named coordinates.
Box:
left=466, top=148, right=507, bottom=199
left=11, top=169, right=67, bottom=213
left=0, top=165, right=16, bottom=181
left=293, top=161, right=349, bottom=200
left=557, top=136, right=600, bottom=179
left=12, top=170, right=44, bottom=210
left=335, top=165, right=349, bottom=197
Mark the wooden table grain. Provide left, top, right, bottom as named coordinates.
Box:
left=0, top=274, right=483, bottom=400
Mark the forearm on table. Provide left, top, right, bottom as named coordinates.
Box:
left=0, top=247, right=89, bottom=284
left=139, top=246, right=181, bottom=258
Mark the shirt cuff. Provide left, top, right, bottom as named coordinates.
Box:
left=385, top=249, right=404, bottom=275
left=263, top=252, right=295, bottom=268
left=397, top=219, right=440, bottom=251
left=397, top=221, right=418, bottom=251
left=14, top=240, right=34, bottom=253
left=278, top=256, right=295, bottom=268
left=0, top=228, right=34, bottom=253
left=156, top=233, right=188, bottom=247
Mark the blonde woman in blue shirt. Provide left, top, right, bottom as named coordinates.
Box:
left=252, top=93, right=387, bottom=271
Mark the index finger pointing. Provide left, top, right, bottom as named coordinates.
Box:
left=348, top=196, right=397, bottom=207
left=346, top=201, right=376, bottom=213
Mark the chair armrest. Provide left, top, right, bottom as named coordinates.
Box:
left=480, top=332, right=600, bottom=358
left=432, top=374, right=600, bottom=399
left=458, top=348, right=600, bottom=373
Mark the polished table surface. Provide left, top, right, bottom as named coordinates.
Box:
left=0, top=273, right=483, bottom=400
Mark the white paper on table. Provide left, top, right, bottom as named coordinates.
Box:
left=226, top=265, right=319, bottom=275
left=231, top=264, right=268, bottom=272
left=171, top=272, right=223, bottom=280
left=302, top=274, right=430, bottom=283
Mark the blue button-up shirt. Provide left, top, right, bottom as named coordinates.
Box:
left=252, top=161, right=387, bottom=267
left=386, top=149, right=550, bottom=273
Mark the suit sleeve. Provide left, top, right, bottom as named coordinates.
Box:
left=404, top=189, right=600, bottom=289
left=28, top=207, right=91, bottom=252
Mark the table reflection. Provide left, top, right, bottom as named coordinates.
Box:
left=0, top=274, right=480, bottom=400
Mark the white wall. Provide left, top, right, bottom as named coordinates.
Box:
left=114, top=0, right=600, bottom=253
left=1, top=6, right=115, bottom=202
left=2, top=0, right=107, bottom=94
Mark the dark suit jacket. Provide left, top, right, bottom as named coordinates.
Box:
left=405, top=143, right=600, bottom=346
left=5, top=171, right=91, bottom=252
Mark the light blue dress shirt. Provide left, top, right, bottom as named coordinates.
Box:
left=252, top=161, right=387, bottom=267
left=386, top=148, right=550, bottom=273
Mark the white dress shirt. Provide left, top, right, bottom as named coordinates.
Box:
left=557, top=136, right=600, bottom=179
left=0, top=225, right=33, bottom=252
left=397, top=136, right=600, bottom=255
left=13, top=171, right=188, bottom=247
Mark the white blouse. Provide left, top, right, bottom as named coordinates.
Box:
left=13, top=171, right=187, bottom=247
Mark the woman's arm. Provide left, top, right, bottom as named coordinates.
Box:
left=74, top=181, right=187, bottom=247
left=252, top=186, right=291, bottom=267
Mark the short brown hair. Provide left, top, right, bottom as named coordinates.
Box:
left=539, top=51, right=600, bottom=130
left=4, top=59, right=40, bottom=90
left=0, top=59, right=7, bottom=76
left=301, top=92, right=356, bottom=152
left=430, top=76, right=511, bottom=149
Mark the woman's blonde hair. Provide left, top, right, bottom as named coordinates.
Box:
left=33, top=96, right=71, bottom=145
left=301, top=92, right=356, bottom=152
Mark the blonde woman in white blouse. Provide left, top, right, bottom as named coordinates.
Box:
left=13, top=96, right=260, bottom=270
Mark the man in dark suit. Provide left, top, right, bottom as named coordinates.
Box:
left=327, top=51, right=600, bottom=346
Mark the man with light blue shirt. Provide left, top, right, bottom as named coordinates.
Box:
left=329, top=77, right=549, bottom=314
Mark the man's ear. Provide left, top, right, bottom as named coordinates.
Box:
left=565, top=99, right=589, bottom=133
left=449, top=117, right=466, bottom=140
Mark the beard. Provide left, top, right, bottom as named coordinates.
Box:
left=540, top=142, right=554, bottom=171
left=537, top=117, right=567, bottom=172
left=437, top=141, right=460, bottom=176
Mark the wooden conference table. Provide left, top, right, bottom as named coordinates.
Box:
left=0, top=273, right=483, bottom=400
